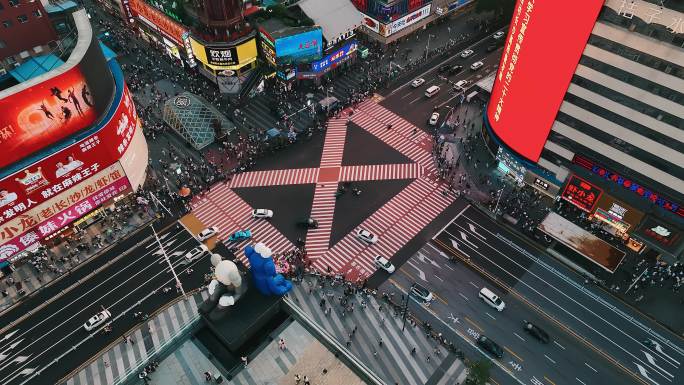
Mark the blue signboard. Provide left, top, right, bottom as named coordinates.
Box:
left=311, top=40, right=358, bottom=73
left=274, top=29, right=323, bottom=64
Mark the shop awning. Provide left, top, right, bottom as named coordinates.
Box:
left=298, top=0, right=364, bottom=42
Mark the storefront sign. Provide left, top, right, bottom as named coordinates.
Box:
left=190, top=36, right=258, bottom=70
left=534, top=178, right=549, bottom=191
left=121, top=0, right=134, bottom=23
left=362, top=15, right=380, bottom=33
left=0, top=66, right=99, bottom=170
left=486, top=0, right=604, bottom=162
left=130, top=0, right=186, bottom=45
left=205, top=46, right=238, bottom=66
left=385, top=5, right=431, bottom=36
left=181, top=32, right=196, bottom=68
left=0, top=85, right=138, bottom=226
left=0, top=176, right=130, bottom=261
left=310, top=40, right=357, bottom=73
left=635, top=216, right=683, bottom=253
left=449, top=0, right=473, bottom=11
left=561, top=175, right=602, bottom=212
left=261, top=40, right=277, bottom=67
left=573, top=154, right=684, bottom=219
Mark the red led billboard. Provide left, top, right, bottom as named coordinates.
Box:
left=0, top=67, right=99, bottom=169
left=561, top=175, right=602, bottom=213
left=0, top=85, right=138, bottom=228
left=486, top=0, right=604, bottom=162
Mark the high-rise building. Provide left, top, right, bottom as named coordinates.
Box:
left=0, top=0, right=58, bottom=74
left=483, top=0, right=684, bottom=260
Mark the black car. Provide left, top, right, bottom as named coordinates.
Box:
left=522, top=320, right=550, bottom=343
left=438, top=64, right=451, bottom=73
left=477, top=335, right=504, bottom=358
left=297, top=218, right=319, bottom=228
left=448, top=65, right=463, bottom=76
left=486, top=44, right=498, bottom=52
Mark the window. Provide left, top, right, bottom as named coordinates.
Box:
left=33, top=45, right=42, bottom=53
left=2, top=20, right=10, bottom=28
left=18, top=50, right=28, bottom=58
left=8, top=0, right=19, bottom=7
left=32, top=9, right=41, bottom=17
left=17, top=14, right=27, bottom=23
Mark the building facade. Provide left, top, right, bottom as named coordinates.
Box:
left=0, top=0, right=58, bottom=74
left=0, top=9, right=148, bottom=264
left=483, top=0, right=684, bottom=259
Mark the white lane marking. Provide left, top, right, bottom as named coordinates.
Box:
left=433, top=204, right=471, bottom=240
left=585, top=363, right=598, bottom=372
left=458, top=292, right=469, bottom=302
left=544, top=354, right=556, bottom=364
left=467, top=223, right=486, bottom=240
left=444, top=223, right=674, bottom=379
left=554, top=340, right=566, bottom=350
left=406, top=261, right=427, bottom=281
left=434, top=275, right=443, bottom=282
left=444, top=264, right=455, bottom=271
left=409, top=96, right=422, bottom=104
left=401, top=92, right=415, bottom=99
left=469, top=281, right=479, bottom=289
left=513, top=332, right=525, bottom=342
left=576, top=378, right=587, bottom=385
left=486, top=312, right=496, bottom=321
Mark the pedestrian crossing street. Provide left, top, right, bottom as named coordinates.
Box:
left=315, top=177, right=454, bottom=280
left=227, top=167, right=319, bottom=188
left=61, top=291, right=208, bottom=385
left=320, top=117, right=348, bottom=168
left=192, top=187, right=295, bottom=265
left=192, top=97, right=454, bottom=279
left=351, top=101, right=438, bottom=176
left=288, top=280, right=467, bottom=385
left=339, top=163, right=422, bottom=182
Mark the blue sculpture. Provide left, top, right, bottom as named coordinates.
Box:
left=245, top=242, right=292, bottom=296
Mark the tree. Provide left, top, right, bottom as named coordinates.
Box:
left=466, top=359, right=492, bottom=385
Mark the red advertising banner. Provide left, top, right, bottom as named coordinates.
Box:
left=561, top=175, right=603, bottom=213
left=486, top=0, right=604, bottom=161
left=130, top=0, right=186, bottom=45
left=0, top=66, right=99, bottom=169
left=0, top=176, right=130, bottom=261
left=0, top=85, right=138, bottom=227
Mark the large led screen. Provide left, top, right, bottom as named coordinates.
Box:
left=486, top=0, right=604, bottom=162
left=274, top=28, right=323, bottom=65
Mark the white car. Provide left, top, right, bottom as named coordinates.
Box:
left=460, top=49, right=474, bottom=58
left=84, top=309, right=112, bottom=331
left=411, top=78, right=425, bottom=88
left=493, top=31, right=505, bottom=39
left=197, top=226, right=219, bottom=241
left=356, top=229, right=378, bottom=244
left=470, top=61, right=484, bottom=71
left=454, top=79, right=470, bottom=91
left=411, top=283, right=434, bottom=302
left=428, top=112, right=440, bottom=126
left=374, top=255, right=395, bottom=273
left=252, top=209, right=274, bottom=219
left=184, top=244, right=209, bottom=262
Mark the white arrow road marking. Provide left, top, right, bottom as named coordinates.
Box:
left=416, top=252, right=442, bottom=268
left=2, top=330, right=19, bottom=340
left=642, top=351, right=674, bottom=380
left=406, top=261, right=427, bottom=281
left=648, top=341, right=680, bottom=367
left=635, top=363, right=662, bottom=385
left=145, top=232, right=170, bottom=248
left=13, top=355, right=30, bottom=363
left=0, top=354, right=6, bottom=361
left=9, top=339, right=23, bottom=350
left=459, top=231, right=479, bottom=249
left=468, top=223, right=486, bottom=240
left=18, top=368, right=35, bottom=376
left=0, top=339, right=25, bottom=362
left=450, top=238, right=461, bottom=251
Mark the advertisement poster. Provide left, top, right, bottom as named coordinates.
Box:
left=386, top=5, right=431, bottom=36
left=486, top=0, right=604, bottom=161
left=561, top=175, right=603, bottom=212
left=362, top=15, right=380, bottom=33
left=130, top=0, right=187, bottom=45
left=310, top=40, right=358, bottom=73
left=0, top=67, right=98, bottom=170
left=274, top=28, right=323, bottom=65
left=635, top=217, right=682, bottom=252
left=0, top=85, right=138, bottom=226
left=205, top=46, right=239, bottom=66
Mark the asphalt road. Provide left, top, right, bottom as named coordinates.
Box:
left=0, top=221, right=211, bottom=385
left=423, top=204, right=684, bottom=385
left=380, top=30, right=504, bottom=130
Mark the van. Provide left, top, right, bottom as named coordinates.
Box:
left=425, top=85, right=440, bottom=98
left=479, top=287, right=505, bottom=311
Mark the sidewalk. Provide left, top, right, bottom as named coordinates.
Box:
left=288, top=277, right=468, bottom=385
left=0, top=207, right=152, bottom=312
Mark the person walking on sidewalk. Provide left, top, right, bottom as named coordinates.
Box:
left=278, top=338, right=287, bottom=350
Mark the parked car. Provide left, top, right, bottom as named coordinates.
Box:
left=428, top=112, right=440, bottom=126
left=197, top=226, right=219, bottom=241
left=84, top=309, right=111, bottom=331
left=493, top=31, right=505, bottom=39
left=438, top=64, right=451, bottom=73
left=470, top=61, right=484, bottom=71
left=297, top=218, right=319, bottom=228
left=184, top=244, right=209, bottom=262
left=252, top=209, right=274, bottom=219
left=477, top=335, right=504, bottom=358
left=356, top=229, right=378, bottom=244
left=227, top=230, right=252, bottom=242
left=411, top=283, right=434, bottom=302
left=460, top=49, right=474, bottom=58
left=374, top=255, right=395, bottom=273
left=523, top=320, right=551, bottom=343
left=411, top=78, right=426, bottom=88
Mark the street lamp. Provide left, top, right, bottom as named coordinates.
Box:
left=425, top=34, right=436, bottom=60
left=402, top=283, right=417, bottom=331
left=493, top=186, right=506, bottom=217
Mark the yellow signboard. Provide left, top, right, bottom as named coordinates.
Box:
left=190, top=36, right=258, bottom=70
